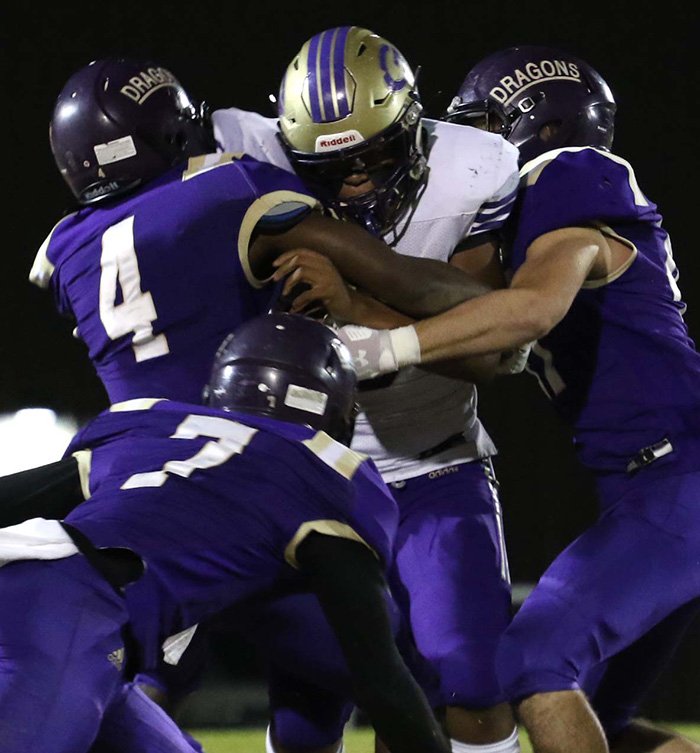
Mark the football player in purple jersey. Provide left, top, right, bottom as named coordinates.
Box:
left=297, top=45, right=700, bottom=753
left=0, top=312, right=451, bottom=753
left=214, top=26, right=523, bottom=753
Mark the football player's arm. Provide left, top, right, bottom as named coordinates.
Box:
left=418, top=234, right=505, bottom=382
left=275, top=243, right=501, bottom=382
left=272, top=248, right=414, bottom=328
left=250, top=211, right=493, bottom=319
left=0, top=456, right=84, bottom=527
left=296, top=532, right=450, bottom=753
left=416, top=227, right=599, bottom=361
left=337, top=227, right=602, bottom=379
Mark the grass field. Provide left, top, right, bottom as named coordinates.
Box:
left=188, top=724, right=700, bottom=752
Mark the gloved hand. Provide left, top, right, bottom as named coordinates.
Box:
left=336, top=324, right=420, bottom=381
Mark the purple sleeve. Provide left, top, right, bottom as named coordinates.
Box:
left=235, top=155, right=319, bottom=230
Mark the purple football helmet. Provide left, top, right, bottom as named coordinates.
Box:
left=205, top=313, right=358, bottom=445
left=443, top=45, right=616, bottom=165
left=50, top=58, right=216, bottom=205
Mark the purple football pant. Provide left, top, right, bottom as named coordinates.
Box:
left=0, top=555, right=196, bottom=753
left=584, top=597, right=700, bottom=736
left=496, top=469, right=700, bottom=722
left=387, top=459, right=512, bottom=708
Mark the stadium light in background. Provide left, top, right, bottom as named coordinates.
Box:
left=0, top=408, right=78, bottom=476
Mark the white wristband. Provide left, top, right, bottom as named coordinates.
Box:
left=388, top=325, right=421, bottom=368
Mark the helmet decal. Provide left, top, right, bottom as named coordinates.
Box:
left=307, top=25, right=353, bottom=123
left=119, top=67, right=182, bottom=104
left=93, top=136, right=137, bottom=166
left=442, top=45, right=616, bottom=166
left=284, top=384, right=329, bottom=415
left=314, top=130, right=364, bottom=152
left=489, top=59, right=582, bottom=106
left=379, top=45, right=408, bottom=92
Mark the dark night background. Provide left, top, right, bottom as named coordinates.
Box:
left=2, top=0, right=698, bottom=720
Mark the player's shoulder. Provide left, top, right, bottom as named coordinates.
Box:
left=295, top=430, right=373, bottom=482
left=222, top=410, right=377, bottom=484
left=30, top=210, right=81, bottom=288
left=521, top=146, right=645, bottom=194
left=181, top=151, right=313, bottom=208
left=519, top=146, right=655, bottom=218
left=510, top=147, right=660, bottom=267
left=189, top=406, right=375, bottom=484
left=179, top=151, right=252, bottom=180
left=71, top=399, right=256, bottom=447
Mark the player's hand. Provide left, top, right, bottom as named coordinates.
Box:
left=335, top=325, right=400, bottom=380
left=273, top=250, right=355, bottom=321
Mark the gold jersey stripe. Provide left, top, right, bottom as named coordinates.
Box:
left=110, top=398, right=167, bottom=412
left=284, top=519, right=377, bottom=569
left=29, top=213, right=78, bottom=289
left=238, top=190, right=320, bottom=288
left=181, top=152, right=244, bottom=180
left=302, top=431, right=367, bottom=480
left=582, top=223, right=638, bottom=289
left=71, top=449, right=92, bottom=500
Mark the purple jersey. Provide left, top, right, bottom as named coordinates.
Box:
left=510, top=147, right=700, bottom=475
left=63, top=399, right=398, bottom=667
left=30, top=153, right=318, bottom=404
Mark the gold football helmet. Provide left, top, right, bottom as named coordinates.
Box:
left=277, top=26, right=426, bottom=234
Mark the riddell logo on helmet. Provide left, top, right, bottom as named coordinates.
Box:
left=315, top=130, right=364, bottom=152
left=120, top=68, right=179, bottom=104
left=489, top=60, right=581, bottom=105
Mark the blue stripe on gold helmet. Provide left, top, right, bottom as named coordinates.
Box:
left=277, top=27, right=426, bottom=235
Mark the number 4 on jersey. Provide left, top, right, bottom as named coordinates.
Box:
left=100, top=216, right=169, bottom=362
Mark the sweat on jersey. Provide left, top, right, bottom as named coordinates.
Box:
left=30, top=153, right=318, bottom=405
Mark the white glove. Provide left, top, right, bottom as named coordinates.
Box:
left=336, top=324, right=421, bottom=381
left=496, top=342, right=533, bottom=375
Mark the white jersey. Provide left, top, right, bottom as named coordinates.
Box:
left=212, top=108, right=292, bottom=170
left=213, top=109, right=520, bottom=481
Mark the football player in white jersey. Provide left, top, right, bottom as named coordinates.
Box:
left=213, top=26, right=523, bottom=753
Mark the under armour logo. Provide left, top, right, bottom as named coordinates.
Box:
left=107, top=648, right=125, bottom=671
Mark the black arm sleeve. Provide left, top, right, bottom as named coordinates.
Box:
left=0, top=456, right=84, bottom=527
left=296, top=533, right=450, bottom=753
